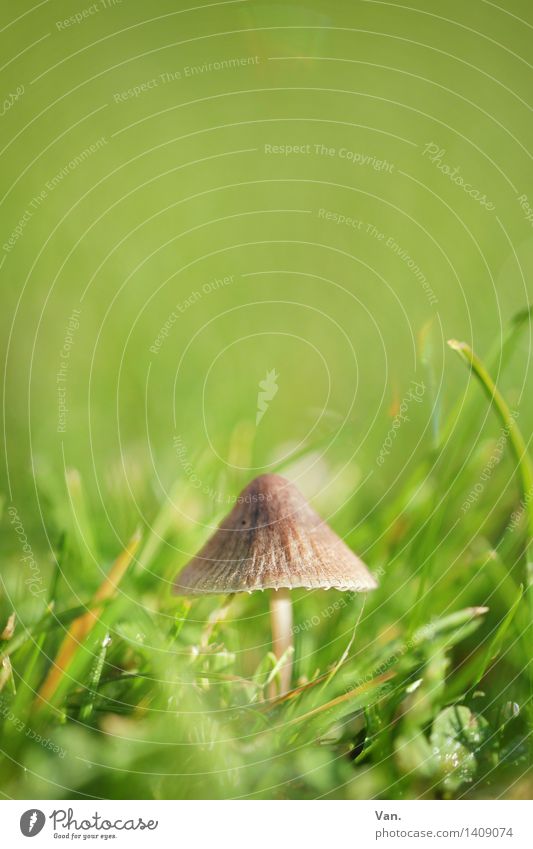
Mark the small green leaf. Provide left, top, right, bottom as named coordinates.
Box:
left=430, top=705, right=491, bottom=792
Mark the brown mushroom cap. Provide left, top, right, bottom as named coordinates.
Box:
left=174, top=474, right=377, bottom=595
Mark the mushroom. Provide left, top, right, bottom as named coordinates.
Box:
left=174, top=473, right=377, bottom=695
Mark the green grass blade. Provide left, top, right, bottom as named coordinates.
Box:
left=442, top=306, right=532, bottom=453
left=469, top=585, right=523, bottom=691
left=79, top=633, right=112, bottom=722
left=448, top=338, right=533, bottom=735
left=448, top=339, right=533, bottom=572
left=65, top=468, right=100, bottom=570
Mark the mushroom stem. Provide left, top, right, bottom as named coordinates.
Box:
left=269, top=587, right=293, bottom=696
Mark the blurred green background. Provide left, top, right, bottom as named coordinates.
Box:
left=2, top=0, right=533, bottom=522
left=1, top=0, right=533, bottom=800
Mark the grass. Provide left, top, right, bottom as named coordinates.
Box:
left=1, top=315, right=532, bottom=800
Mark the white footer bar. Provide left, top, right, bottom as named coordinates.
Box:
left=2, top=799, right=531, bottom=847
